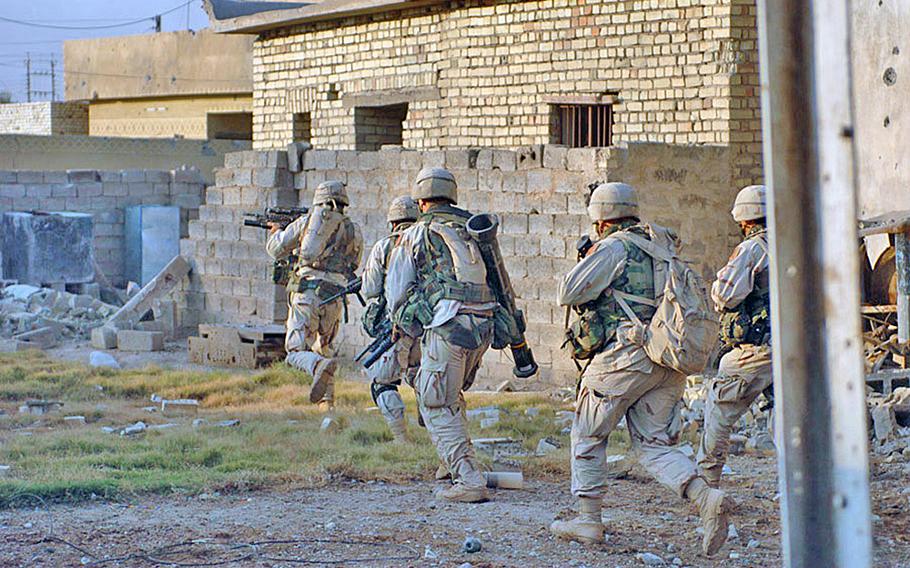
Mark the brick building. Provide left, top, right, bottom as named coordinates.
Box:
left=204, top=0, right=762, bottom=187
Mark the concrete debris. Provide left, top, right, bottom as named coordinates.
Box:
left=458, top=563, right=474, bottom=568
left=524, top=408, right=540, bottom=417
left=215, top=419, right=240, bottom=427
left=479, top=416, right=500, bottom=429
left=0, top=465, right=10, bottom=476
left=462, top=536, right=482, bottom=554
left=747, top=539, right=761, bottom=549
left=672, top=558, right=683, bottom=566
left=535, top=437, right=561, bottom=456
left=149, top=423, right=179, bottom=430
left=64, top=415, right=86, bottom=426
left=466, top=406, right=501, bottom=420
left=0, top=285, right=116, bottom=344
left=727, top=523, right=739, bottom=540
left=89, top=351, right=120, bottom=369
left=636, top=552, right=665, bottom=565
left=728, top=434, right=747, bottom=456
left=554, top=410, right=574, bottom=426
left=320, top=415, right=341, bottom=433
left=142, top=406, right=158, bottom=413
left=18, top=400, right=63, bottom=415
left=193, top=418, right=207, bottom=428
left=747, top=431, right=776, bottom=452
left=101, top=426, right=117, bottom=434
left=473, top=437, right=526, bottom=460
left=423, top=546, right=439, bottom=559
left=117, top=329, right=164, bottom=352
left=495, top=380, right=514, bottom=393
left=161, top=399, right=200, bottom=416
left=871, top=403, right=896, bottom=442
left=120, top=421, right=147, bottom=436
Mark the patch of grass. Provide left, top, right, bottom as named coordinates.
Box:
left=0, top=352, right=612, bottom=505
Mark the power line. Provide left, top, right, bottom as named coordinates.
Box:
left=0, top=1, right=194, bottom=30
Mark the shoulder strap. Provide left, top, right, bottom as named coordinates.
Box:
left=612, top=231, right=675, bottom=263
left=750, top=232, right=769, bottom=256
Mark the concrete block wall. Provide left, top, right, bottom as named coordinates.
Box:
left=178, top=151, right=297, bottom=328
left=0, top=167, right=205, bottom=285
left=183, top=144, right=741, bottom=387
left=0, top=102, right=88, bottom=136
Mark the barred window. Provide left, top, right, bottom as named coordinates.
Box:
left=551, top=104, right=613, bottom=148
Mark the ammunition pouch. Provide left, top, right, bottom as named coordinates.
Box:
left=492, top=305, right=527, bottom=350
left=272, top=255, right=296, bottom=286
left=362, top=299, right=388, bottom=338
left=288, top=278, right=344, bottom=302
left=438, top=314, right=494, bottom=350
left=370, top=380, right=401, bottom=405
left=393, top=290, right=435, bottom=338
left=719, top=292, right=770, bottom=348
left=564, top=308, right=616, bottom=361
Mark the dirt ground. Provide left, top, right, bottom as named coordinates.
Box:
left=2, top=453, right=908, bottom=568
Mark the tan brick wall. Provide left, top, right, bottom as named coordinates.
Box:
left=182, top=143, right=741, bottom=387
left=251, top=0, right=762, bottom=165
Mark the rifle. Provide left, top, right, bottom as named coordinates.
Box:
left=355, top=319, right=397, bottom=369
left=243, top=207, right=309, bottom=230
left=319, top=276, right=366, bottom=307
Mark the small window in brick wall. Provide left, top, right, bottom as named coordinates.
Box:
left=292, top=112, right=312, bottom=143
left=551, top=104, right=613, bottom=148
left=354, top=103, right=408, bottom=151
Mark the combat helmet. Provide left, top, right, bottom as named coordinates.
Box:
left=313, top=180, right=349, bottom=207
left=731, top=185, right=766, bottom=222
left=412, top=167, right=457, bottom=204
left=387, top=196, right=418, bottom=224
left=587, top=182, right=639, bottom=222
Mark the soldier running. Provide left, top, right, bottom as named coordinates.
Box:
left=361, top=196, right=421, bottom=443
left=551, top=182, right=732, bottom=556
left=266, top=180, right=363, bottom=427
left=697, top=184, right=772, bottom=485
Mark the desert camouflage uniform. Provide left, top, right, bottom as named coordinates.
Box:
left=387, top=203, right=496, bottom=493
left=562, top=222, right=702, bottom=501
left=697, top=227, right=771, bottom=483
left=267, top=205, right=363, bottom=406
left=361, top=225, right=420, bottom=435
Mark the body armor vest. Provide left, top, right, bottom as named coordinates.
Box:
left=720, top=229, right=771, bottom=347
left=566, top=225, right=656, bottom=360
left=288, top=209, right=359, bottom=295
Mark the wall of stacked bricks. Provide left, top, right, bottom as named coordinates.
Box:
left=250, top=0, right=763, bottom=168
left=0, top=169, right=205, bottom=286
left=0, top=102, right=89, bottom=136
left=181, top=145, right=740, bottom=386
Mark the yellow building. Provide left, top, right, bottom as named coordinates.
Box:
left=64, top=30, right=254, bottom=141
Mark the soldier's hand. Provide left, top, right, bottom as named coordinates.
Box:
left=267, top=222, right=281, bottom=235
left=391, top=325, right=402, bottom=341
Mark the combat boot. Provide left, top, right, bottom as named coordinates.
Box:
left=434, top=482, right=488, bottom=503
left=549, top=496, right=604, bottom=545
left=434, top=464, right=452, bottom=481
left=686, top=477, right=732, bottom=556
left=309, top=357, right=337, bottom=403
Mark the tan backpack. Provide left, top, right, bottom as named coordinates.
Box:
left=611, top=228, right=717, bottom=376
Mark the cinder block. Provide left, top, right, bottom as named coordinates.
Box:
left=516, top=145, right=543, bottom=170
left=400, top=150, right=422, bottom=170
left=214, top=168, right=234, bottom=187
left=445, top=149, right=472, bottom=170
left=120, top=169, right=146, bottom=183
left=527, top=170, right=553, bottom=193
left=421, top=150, right=445, bottom=168
left=16, top=171, right=44, bottom=184
left=304, top=150, right=337, bottom=170
left=542, top=145, right=569, bottom=169
left=117, top=330, right=164, bottom=352
left=567, top=148, right=598, bottom=172
left=91, top=326, right=118, bottom=349
left=492, top=150, right=517, bottom=171
left=145, top=170, right=171, bottom=183
left=336, top=150, right=359, bottom=170
left=224, top=152, right=244, bottom=169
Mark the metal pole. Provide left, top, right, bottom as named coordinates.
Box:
left=25, top=53, right=31, bottom=103
left=50, top=58, right=56, bottom=102
left=756, top=0, right=873, bottom=567
left=896, top=232, right=910, bottom=343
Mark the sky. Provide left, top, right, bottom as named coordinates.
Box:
left=0, top=1, right=211, bottom=102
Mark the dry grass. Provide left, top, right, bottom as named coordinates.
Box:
left=0, top=351, right=614, bottom=505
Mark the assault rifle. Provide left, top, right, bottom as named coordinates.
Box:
left=565, top=235, right=595, bottom=329
left=243, top=207, right=309, bottom=230
left=355, top=319, right=396, bottom=369
left=319, top=276, right=366, bottom=307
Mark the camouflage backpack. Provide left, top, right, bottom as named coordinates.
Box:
left=611, top=227, right=717, bottom=375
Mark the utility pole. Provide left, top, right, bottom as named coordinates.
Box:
left=155, top=15, right=162, bottom=32
left=757, top=0, right=873, bottom=566
left=50, top=57, right=56, bottom=102
left=25, top=53, right=31, bottom=103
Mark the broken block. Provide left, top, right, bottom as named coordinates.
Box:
left=116, top=330, right=164, bottom=352
left=872, top=404, right=896, bottom=441
left=161, top=399, right=199, bottom=416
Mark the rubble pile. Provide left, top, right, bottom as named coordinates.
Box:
left=868, top=387, right=910, bottom=461
left=0, top=284, right=116, bottom=347
left=681, top=374, right=775, bottom=453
